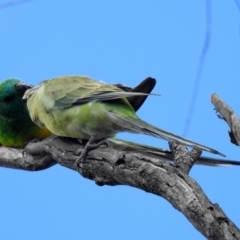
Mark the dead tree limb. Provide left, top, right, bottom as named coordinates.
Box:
left=211, top=93, right=240, bottom=146
left=0, top=135, right=239, bottom=239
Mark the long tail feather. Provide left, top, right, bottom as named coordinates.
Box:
left=110, top=113, right=225, bottom=157
left=107, top=138, right=240, bottom=166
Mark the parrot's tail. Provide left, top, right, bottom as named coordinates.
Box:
left=107, top=138, right=240, bottom=166
left=111, top=113, right=225, bottom=157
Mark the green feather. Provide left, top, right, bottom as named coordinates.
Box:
left=0, top=79, right=51, bottom=147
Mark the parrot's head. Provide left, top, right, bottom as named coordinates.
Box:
left=0, top=78, right=32, bottom=119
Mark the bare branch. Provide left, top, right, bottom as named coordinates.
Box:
left=211, top=93, right=240, bottom=146
left=169, top=142, right=202, bottom=174
left=0, top=146, right=56, bottom=171
left=0, top=135, right=239, bottom=239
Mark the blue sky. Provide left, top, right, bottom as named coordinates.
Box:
left=0, top=1, right=240, bottom=239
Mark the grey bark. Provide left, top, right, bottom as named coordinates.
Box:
left=211, top=93, right=240, bottom=146
left=0, top=135, right=239, bottom=239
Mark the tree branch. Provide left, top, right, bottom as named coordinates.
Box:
left=211, top=93, right=240, bottom=146
left=0, top=135, right=239, bottom=239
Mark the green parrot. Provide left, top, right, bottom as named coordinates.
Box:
left=22, top=75, right=227, bottom=166
left=0, top=77, right=153, bottom=148
left=0, top=78, right=52, bottom=147
left=0, top=77, right=237, bottom=167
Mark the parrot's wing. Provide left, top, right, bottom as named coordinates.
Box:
left=41, top=76, right=158, bottom=109
left=113, top=84, right=133, bottom=92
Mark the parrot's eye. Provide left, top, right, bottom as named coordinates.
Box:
left=15, top=84, right=22, bottom=91
left=3, top=95, right=14, bottom=103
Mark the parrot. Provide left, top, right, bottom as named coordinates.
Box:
left=0, top=78, right=51, bottom=147
left=0, top=77, right=238, bottom=166
left=22, top=75, right=227, bottom=167
left=0, top=77, right=154, bottom=148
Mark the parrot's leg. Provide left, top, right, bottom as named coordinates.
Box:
left=75, top=137, right=107, bottom=167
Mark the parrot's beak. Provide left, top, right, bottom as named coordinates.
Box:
left=16, top=82, right=33, bottom=95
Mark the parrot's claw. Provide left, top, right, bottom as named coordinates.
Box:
left=75, top=139, right=108, bottom=167
left=23, top=138, right=40, bottom=148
